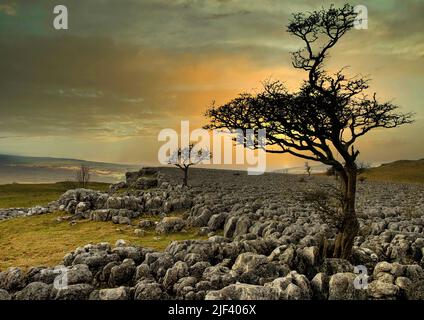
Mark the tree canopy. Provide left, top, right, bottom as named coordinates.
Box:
left=205, top=4, right=413, bottom=177
left=204, top=4, right=414, bottom=258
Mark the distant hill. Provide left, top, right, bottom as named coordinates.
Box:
left=273, top=163, right=327, bottom=174
left=361, top=159, right=424, bottom=184
left=0, top=154, right=140, bottom=184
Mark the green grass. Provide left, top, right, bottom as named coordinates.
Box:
left=0, top=211, right=206, bottom=270
left=0, top=182, right=110, bottom=208
left=0, top=182, right=205, bottom=270
left=361, top=159, right=424, bottom=184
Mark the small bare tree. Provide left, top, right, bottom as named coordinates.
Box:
left=305, top=162, right=312, bottom=177
left=357, top=162, right=370, bottom=174
left=326, top=165, right=336, bottom=177
left=357, top=162, right=370, bottom=183
left=168, top=144, right=211, bottom=187
left=76, top=164, right=90, bottom=188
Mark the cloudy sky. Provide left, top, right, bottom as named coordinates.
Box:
left=0, top=0, right=423, bottom=169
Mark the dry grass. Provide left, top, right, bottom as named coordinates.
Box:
left=0, top=182, right=109, bottom=208
left=361, top=159, right=424, bottom=184
left=0, top=211, right=206, bottom=270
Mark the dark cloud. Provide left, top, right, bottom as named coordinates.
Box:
left=0, top=0, right=422, bottom=164
left=0, top=3, right=16, bottom=16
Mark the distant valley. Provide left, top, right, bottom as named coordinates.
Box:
left=1, top=154, right=423, bottom=185
left=0, top=154, right=140, bottom=184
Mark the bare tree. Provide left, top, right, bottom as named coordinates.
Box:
left=357, top=161, right=370, bottom=174
left=205, top=4, right=414, bottom=258
left=305, top=162, right=312, bottom=177
left=357, top=162, right=370, bottom=183
left=76, top=164, right=90, bottom=188
left=326, top=165, right=337, bottom=179
left=168, top=144, right=211, bottom=187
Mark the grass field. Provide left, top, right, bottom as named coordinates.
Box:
left=361, top=159, right=424, bottom=184
left=0, top=182, right=207, bottom=270
left=0, top=211, right=206, bottom=270
left=0, top=182, right=110, bottom=208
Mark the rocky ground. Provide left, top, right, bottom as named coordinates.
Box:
left=0, top=206, right=51, bottom=220
left=0, top=167, right=424, bottom=300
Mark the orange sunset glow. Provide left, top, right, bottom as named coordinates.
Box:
left=0, top=0, right=423, bottom=171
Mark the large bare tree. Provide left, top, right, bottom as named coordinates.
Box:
left=205, top=4, right=413, bottom=259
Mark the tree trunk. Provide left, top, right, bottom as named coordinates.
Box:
left=183, top=168, right=188, bottom=187
left=332, top=165, right=360, bottom=259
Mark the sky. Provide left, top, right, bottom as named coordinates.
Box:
left=0, top=0, right=423, bottom=170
